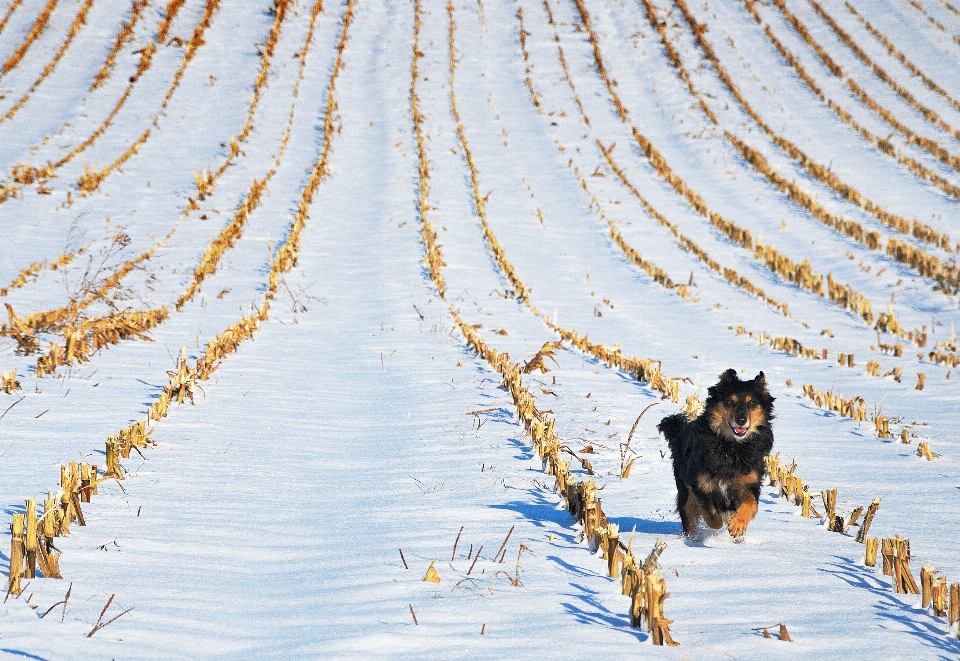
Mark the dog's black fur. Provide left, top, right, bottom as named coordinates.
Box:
left=657, top=369, right=775, bottom=538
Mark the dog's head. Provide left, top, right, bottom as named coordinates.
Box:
left=705, top=369, right=775, bottom=442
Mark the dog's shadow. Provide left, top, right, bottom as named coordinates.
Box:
left=606, top=514, right=679, bottom=538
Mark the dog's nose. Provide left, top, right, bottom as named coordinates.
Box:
left=735, top=407, right=747, bottom=425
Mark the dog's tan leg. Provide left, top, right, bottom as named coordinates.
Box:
left=728, top=472, right=760, bottom=537
left=727, top=496, right=757, bottom=537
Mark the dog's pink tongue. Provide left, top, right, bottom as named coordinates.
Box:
left=735, top=427, right=747, bottom=435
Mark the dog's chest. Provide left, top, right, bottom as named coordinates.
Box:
left=717, top=479, right=731, bottom=500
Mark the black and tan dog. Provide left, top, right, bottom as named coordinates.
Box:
left=657, top=369, right=775, bottom=539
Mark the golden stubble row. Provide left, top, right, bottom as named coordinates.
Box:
left=447, top=2, right=681, bottom=402
left=196, top=0, right=296, bottom=196
left=667, top=0, right=959, bottom=297
left=0, top=0, right=59, bottom=76
left=0, top=244, right=157, bottom=363
left=524, top=0, right=946, bottom=450
left=413, top=5, right=680, bottom=643
left=591, top=145, right=844, bottom=367
left=176, top=174, right=272, bottom=309
left=194, top=0, right=336, bottom=378
left=157, top=0, right=189, bottom=44
left=0, top=0, right=25, bottom=37
left=750, top=15, right=957, bottom=254
left=585, top=0, right=941, bottom=345
left=800, top=382, right=940, bottom=460
left=540, top=0, right=591, bottom=127
left=10, top=0, right=223, bottom=192
left=908, top=0, right=960, bottom=49
left=817, top=8, right=960, bottom=186
left=76, top=0, right=224, bottom=195
left=6, top=0, right=344, bottom=597
left=788, top=0, right=960, bottom=177
left=598, top=142, right=788, bottom=315
left=0, top=0, right=95, bottom=124
left=765, top=0, right=960, bottom=204
left=515, top=8, right=543, bottom=114
left=34, top=307, right=169, bottom=378
left=411, top=0, right=446, bottom=298
left=529, top=1, right=885, bottom=375
left=542, top=0, right=838, bottom=340
left=810, top=0, right=960, bottom=144
left=146, top=0, right=307, bottom=308
left=454, top=310, right=679, bottom=645
left=7, top=3, right=166, bottom=187
left=437, top=6, right=952, bottom=636
left=428, top=8, right=683, bottom=616
left=716, top=3, right=960, bottom=246
left=0, top=250, right=80, bottom=297
left=5, top=0, right=308, bottom=350
left=526, top=0, right=953, bottom=413
left=727, top=135, right=958, bottom=296
left=89, top=0, right=151, bottom=92
left=764, top=455, right=960, bottom=613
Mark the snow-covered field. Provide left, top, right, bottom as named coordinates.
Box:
left=1, top=0, right=959, bottom=657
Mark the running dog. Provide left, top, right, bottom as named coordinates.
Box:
left=657, top=369, right=775, bottom=539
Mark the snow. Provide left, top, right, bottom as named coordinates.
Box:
left=1, top=0, right=959, bottom=657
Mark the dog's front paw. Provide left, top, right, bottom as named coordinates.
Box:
left=727, top=517, right=749, bottom=538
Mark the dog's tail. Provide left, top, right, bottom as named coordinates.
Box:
left=657, top=413, right=688, bottom=456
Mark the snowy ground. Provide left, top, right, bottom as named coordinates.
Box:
left=1, top=0, right=959, bottom=658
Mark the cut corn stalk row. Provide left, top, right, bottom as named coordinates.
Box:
left=812, top=0, right=960, bottom=145
left=0, top=0, right=25, bottom=38
left=35, top=307, right=169, bottom=377
left=5, top=0, right=343, bottom=596
left=0, top=0, right=94, bottom=124
left=573, top=0, right=890, bottom=332
left=671, top=0, right=958, bottom=279
left=763, top=0, right=960, bottom=206
left=801, top=383, right=868, bottom=421
left=844, top=1, right=960, bottom=117
left=89, top=0, right=150, bottom=91
left=0, top=0, right=59, bottom=76
left=6, top=460, right=109, bottom=595
left=449, top=3, right=679, bottom=401
left=417, top=3, right=681, bottom=642
left=453, top=309, right=679, bottom=645
left=0, top=249, right=78, bottom=297
left=528, top=7, right=918, bottom=375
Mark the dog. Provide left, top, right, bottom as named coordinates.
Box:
left=657, top=369, right=775, bottom=539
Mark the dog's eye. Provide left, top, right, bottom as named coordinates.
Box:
left=746, top=400, right=757, bottom=409
left=724, top=399, right=734, bottom=407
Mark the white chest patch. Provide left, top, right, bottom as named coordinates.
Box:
left=718, top=480, right=731, bottom=500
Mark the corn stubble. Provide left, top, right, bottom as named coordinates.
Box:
left=5, top=0, right=341, bottom=607
left=7, top=461, right=106, bottom=595
left=416, top=3, right=679, bottom=643
left=456, top=311, right=679, bottom=645
left=674, top=0, right=958, bottom=292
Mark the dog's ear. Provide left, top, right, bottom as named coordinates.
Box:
left=718, top=368, right=739, bottom=383
left=708, top=369, right=739, bottom=401
left=754, top=371, right=776, bottom=406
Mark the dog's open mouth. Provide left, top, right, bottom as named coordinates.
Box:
left=730, top=423, right=749, bottom=438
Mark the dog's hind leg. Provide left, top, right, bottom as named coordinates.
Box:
left=702, top=505, right=723, bottom=530
left=680, top=486, right=702, bottom=536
